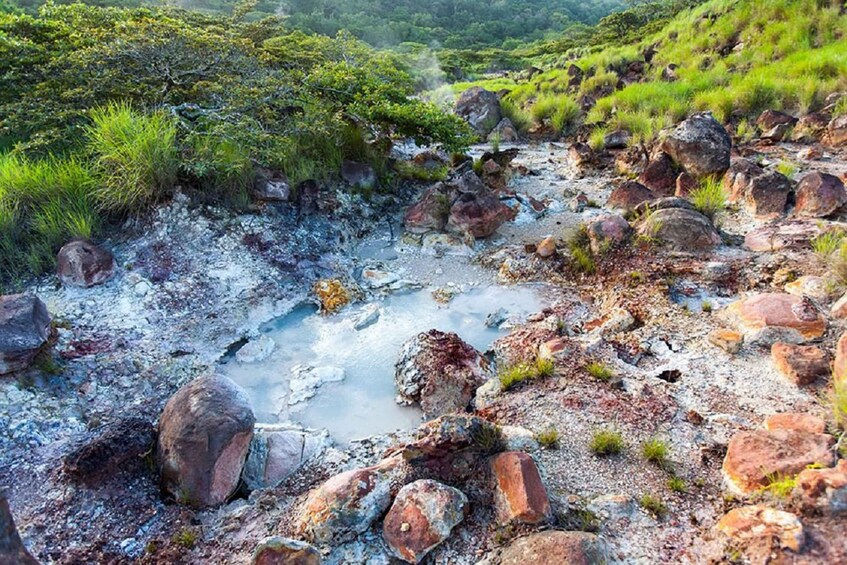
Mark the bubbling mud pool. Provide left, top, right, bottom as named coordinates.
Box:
left=220, top=285, right=549, bottom=444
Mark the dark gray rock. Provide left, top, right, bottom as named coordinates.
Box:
left=0, top=294, right=52, bottom=375
left=660, top=113, right=732, bottom=177
left=57, top=239, right=116, bottom=288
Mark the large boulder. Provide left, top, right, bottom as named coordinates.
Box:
left=455, top=87, right=502, bottom=137
left=252, top=537, right=321, bottom=565
left=794, top=172, right=847, bottom=217
left=717, top=505, right=804, bottom=552
left=636, top=207, right=721, bottom=251
left=404, top=183, right=455, bottom=234
left=770, top=342, right=829, bottom=386
left=586, top=214, right=631, bottom=254
left=0, top=294, right=52, bottom=375
left=490, top=451, right=551, bottom=526
left=297, top=456, right=405, bottom=544
left=722, top=428, right=835, bottom=495
left=57, top=239, right=116, bottom=288
left=660, top=113, right=732, bottom=178
left=1, top=494, right=38, bottom=565
left=638, top=153, right=677, bottom=196
left=724, top=160, right=791, bottom=216
left=383, top=479, right=467, bottom=564
left=157, top=374, right=255, bottom=508
left=446, top=190, right=513, bottom=238
left=395, top=330, right=491, bottom=418
left=607, top=181, right=654, bottom=213
left=493, top=531, right=607, bottom=565
left=721, top=293, right=826, bottom=345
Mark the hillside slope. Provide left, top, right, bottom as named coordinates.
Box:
left=467, top=0, right=847, bottom=143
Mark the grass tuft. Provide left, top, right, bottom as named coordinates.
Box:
left=590, top=428, right=624, bottom=456
left=535, top=427, right=560, bottom=449
left=641, top=438, right=671, bottom=469
left=586, top=361, right=615, bottom=381
left=689, top=176, right=726, bottom=222
left=667, top=476, right=687, bottom=493
left=639, top=494, right=667, bottom=518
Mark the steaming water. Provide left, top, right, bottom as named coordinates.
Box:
left=220, top=285, right=548, bottom=444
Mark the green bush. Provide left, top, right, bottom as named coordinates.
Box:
left=87, top=103, right=179, bottom=214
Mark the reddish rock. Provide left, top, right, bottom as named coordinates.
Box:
left=795, top=172, right=847, bottom=217
left=784, top=275, right=832, bottom=302
left=724, top=160, right=792, bottom=216
left=496, top=531, right=607, bottom=565
left=770, top=342, right=829, bottom=385
left=404, top=184, right=454, bottom=234
left=724, top=159, right=764, bottom=201
left=791, top=112, right=831, bottom=143
left=0, top=294, right=52, bottom=375
left=536, top=236, right=556, bottom=258
left=675, top=172, right=698, bottom=198
left=57, top=239, right=116, bottom=288
left=395, top=330, right=490, bottom=418
left=157, top=375, right=255, bottom=508
left=828, top=115, right=847, bottom=147
left=722, top=429, right=835, bottom=495
left=298, top=456, right=405, bottom=544
left=490, top=452, right=551, bottom=525
left=795, top=459, right=847, bottom=514
left=252, top=537, right=321, bottom=565
left=615, top=147, right=647, bottom=176
left=764, top=413, right=826, bottom=434
left=831, top=293, right=847, bottom=319
left=607, top=181, right=653, bottom=213
left=586, top=214, right=631, bottom=254
left=743, top=221, right=824, bottom=252
left=757, top=110, right=798, bottom=132
left=717, top=505, right=805, bottom=552
left=721, top=293, right=826, bottom=345
left=446, top=190, right=513, bottom=238
left=383, top=479, right=467, bottom=563
left=568, top=143, right=594, bottom=170
left=798, top=145, right=824, bottom=161
left=638, top=153, right=677, bottom=196
left=660, top=113, right=732, bottom=178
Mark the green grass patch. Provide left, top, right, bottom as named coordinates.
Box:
left=586, top=361, right=615, bottom=381
left=760, top=472, right=797, bottom=499
left=535, top=427, right=560, bottom=449
left=590, top=428, right=624, bottom=456
left=667, top=476, right=687, bottom=493
left=690, top=177, right=726, bottom=222
left=776, top=161, right=798, bottom=178
left=499, top=356, right=554, bottom=391
left=639, top=494, right=668, bottom=518
left=641, top=438, right=671, bottom=469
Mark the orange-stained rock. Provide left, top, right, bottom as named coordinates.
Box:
left=721, top=293, right=826, bottom=345
left=831, top=293, right=847, bottom=319
left=490, top=451, right=551, bottom=525
left=834, top=333, right=847, bottom=385
left=717, top=505, right=805, bottom=552
left=297, top=456, right=406, bottom=544
left=764, top=413, right=826, bottom=434
left=722, top=429, right=835, bottom=495
left=708, top=328, right=744, bottom=353
left=770, top=342, right=829, bottom=385
left=536, top=236, right=557, bottom=258
left=382, top=479, right=467, bottom=564
left=795, top=460, right=847, bottom=514
left=496, top=531, right=607, bottom=565
left=784, top=275, right=833, bottom=302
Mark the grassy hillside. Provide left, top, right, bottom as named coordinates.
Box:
left=461, top=0, right=847, bottom=143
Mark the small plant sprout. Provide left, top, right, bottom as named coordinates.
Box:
left=172, top=528, right=198, bottom=549
left=535, top=428, right=560, bottom=449
left=590, top=428, right=624, bottom=456
left=641, top=438, right=670, bottom=469
left=701, top=300, right=713, bottom=313
left=811, top=230, right=845, bottom=261
left=639, top=494, right=668, bottom=518
left=776, top=160, right=798, bottom=179
left=667, top=476, right=687, bottom=493
left=586, top=361, right=615, bottom=381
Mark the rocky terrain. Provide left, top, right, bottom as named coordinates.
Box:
left=3, top=95, right=847, bottom=565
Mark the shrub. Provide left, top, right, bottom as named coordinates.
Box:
left=473, top=423, right=505, bottom=454
left=171, top=528, right=198, bottom=549
left=567, top=224, right=596, bottom=274
left=184, top=134, right=254, bottom=208
left=690, top=177, right=726, bottom=222
left=87, top=103, right=179, bottom=215
left=586, top=361, right=615, bottom=381
left=639, top=494, right=667, bottom=518
left=641, top=438, right=670, bottom=469
left=590, top=428, right=624, bottom=456
left=588, top=127, right=608, bottom=151
left=535, top=428, right=560, bottom=449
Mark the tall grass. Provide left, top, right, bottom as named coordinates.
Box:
left=531, top=94, right=580, bottom=133
left=0, top=154, right=98, bottom=278
left=689, top=177, right=726, bottom=222
left=500, top=97, right=532, bottom=133
left=87, top=102, right=179, bottom=214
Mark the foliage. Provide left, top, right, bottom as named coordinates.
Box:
left=586, top=361, right=615, bottom=381
left=776, top=161, right=798, bottom=179
left=639, top=493, right=668, bottom=518
left=811, top=230, right=845, bottom=262
left=690, top=177, right=726, bottom=222
left=87, top=102, right=179, bottom=214
left=535, top=427, right=560, bottom=449
left=171, top=528, right=198, bottom=549
left=499, top=356, right=553, bottom=391
left=760, top=472, right=797, bottom=500
left=472, top=423, right=505, bottom=454
left=590, top=428, right=624, bottom=456
left=567, top=224, right=596, bottom=274
left=667, top=476, right=687, bottom=493
left=641, top=438, right=671, bottom=469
